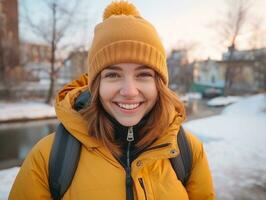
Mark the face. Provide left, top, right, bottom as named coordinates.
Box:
left=99, top=63, right=158, bottom=127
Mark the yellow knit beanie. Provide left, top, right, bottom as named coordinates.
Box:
left=87, top=1, right=168, bottom=89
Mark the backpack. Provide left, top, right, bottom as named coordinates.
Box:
left=48, top=91, right=192, bottom=200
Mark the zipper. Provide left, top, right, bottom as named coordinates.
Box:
left=127, top=126, right=134, bottom=167
left=127, top=126, right=134, bottom=142
left=126, top=126, right=134, bottom=200
left=138, top=178, right=147, bottom=200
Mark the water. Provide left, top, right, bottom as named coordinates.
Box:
left=0, top=99, right=222, bottom=169
left=0, top=119, right=58, bottom=169
left=186, top=99, right=223, bottom=121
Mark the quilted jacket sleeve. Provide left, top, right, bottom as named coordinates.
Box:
left=185, top=132, right=216, bottom=200
left=8, top=134, right=54, bottom=200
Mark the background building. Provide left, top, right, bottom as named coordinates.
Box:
left=222, top=48, right=266, bottom=94
left=0, top=0, right=19, bottom=80
left=167, top=49, right=193, bottom=93
left=193, top=59, right=226, bottom=89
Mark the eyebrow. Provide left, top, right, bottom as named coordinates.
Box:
left=105, top=66, right=122, bottom=71
left=136, top=65, right=152, bottom=70
left=107, top=65, right=151, bottom=71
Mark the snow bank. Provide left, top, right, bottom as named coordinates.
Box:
left=184, top=93, right=266, bottom=199
left=207, top=96, right=242, bottom=107
left=0, top=167, right=20, bottom=200
left=180, top=92, right=202, bottom=102
left=222, top=93, right=266, bottom=115
left=0, top=102, right=56, bottom=122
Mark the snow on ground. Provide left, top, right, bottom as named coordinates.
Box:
left=207, top=95, right=242, bottom=107
left=180, top=92, right=202, bottom=102
left=0, top=94, right=265, bottom=199
left=0, top=102, right=56, bottom=122
left=184, top=93, right=266, bottom=200
left=222, top=94, right=266, bottom=115
left=185, top=92, right=202, bottom=100
left=0, top=167, right=20, bottom=200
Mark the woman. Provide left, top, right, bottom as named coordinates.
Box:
left=9, top=1, right=215, bottom=200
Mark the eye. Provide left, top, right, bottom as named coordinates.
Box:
left=137, top=72, right=154, bottom=78
left=104, top=72, right=120, bottom=78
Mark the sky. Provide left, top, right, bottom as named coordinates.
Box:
left=19, top=0, right=266, bottom=61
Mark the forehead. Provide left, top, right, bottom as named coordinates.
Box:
left=104, top=63, right=153, bottom=71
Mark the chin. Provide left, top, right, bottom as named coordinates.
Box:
left=117, top=119, right=140, bottom=127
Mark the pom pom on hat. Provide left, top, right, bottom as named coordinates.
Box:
left=103, top=1, right=140, bottom=20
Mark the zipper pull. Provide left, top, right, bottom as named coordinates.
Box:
left=127, top=127, right=134, bottom=142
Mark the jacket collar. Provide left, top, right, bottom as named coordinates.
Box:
left=102, top=108, right=148, bottom=143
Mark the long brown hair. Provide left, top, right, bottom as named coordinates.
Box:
left=80, top=73, right=186, bottom=156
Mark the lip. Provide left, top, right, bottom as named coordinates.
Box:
left=113, top=102, right=143, bottom=114
left=113, top=100, right=144, bottom=104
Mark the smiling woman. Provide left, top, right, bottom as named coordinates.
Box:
left=100, top=63, right=158, bottom=127
left=9, top=1, right=215, bottom=200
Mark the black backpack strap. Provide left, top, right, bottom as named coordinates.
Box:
left=48, top=91, right=90, bottom=200
left=73, top=91, right=91, bottom=111
left=48, top=124, right=81, bottom=200
left=169, top=126, right=192, bottom=186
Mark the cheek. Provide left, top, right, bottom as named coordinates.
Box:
left=99, top=81, right=118, bottom=107
left=144, top=83, right=158, bottom=103
left=150, top=89, right=158, bottom=105
left=99, top=82, right=110, bottom=106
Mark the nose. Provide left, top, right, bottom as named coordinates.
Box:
left=120, top=79, right=139, bottom=97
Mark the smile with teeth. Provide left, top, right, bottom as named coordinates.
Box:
left=117, top=103, right=141, bottom=110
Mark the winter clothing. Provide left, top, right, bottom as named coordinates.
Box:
left=9, top=74, right=215, bottom=200
left=88, top=1, right=168, bottom=89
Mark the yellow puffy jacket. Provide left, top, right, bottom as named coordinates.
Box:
left=9, top=74, right=215, bottom=200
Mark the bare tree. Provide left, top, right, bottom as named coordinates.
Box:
left=213, top=0, right=253, bottom=94
left=22, top=0, right=88, bottom=104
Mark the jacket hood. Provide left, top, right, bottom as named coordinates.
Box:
left=55, top=74, right=185, bottom=157
left=55, top=74, right=101, bottom=149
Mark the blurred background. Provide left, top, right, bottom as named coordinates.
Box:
left=0, top=0, right=266, bottom=199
